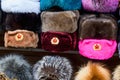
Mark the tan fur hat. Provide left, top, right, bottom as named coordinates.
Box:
left=75, top=62, right=111, bottom=80
left=4, top=30, right=39, bottom=48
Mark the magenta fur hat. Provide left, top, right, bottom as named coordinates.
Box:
left=41, top=11, right=79, bottom=52
left=82, top=0, right=119, bottom=13
left=78, top=14, right=117, bottom=60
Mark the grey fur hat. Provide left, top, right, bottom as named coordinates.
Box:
left=0, top=54, right=33, bottom=80
left=33, top=56, right=73, bottom=80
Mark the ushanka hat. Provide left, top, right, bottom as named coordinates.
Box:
left=41, top=11, right=79, bottom=52
left=75, top=62, right=111, bottom=80
left=40, top=0, right=81, bottom=11
left=1, top=0, right=40, bottom=31
left=33, top=56, right=73, bottom=80
left=78, top=14, right=117, bottom=60
left=82, top=0, right=119, bottom=13
left=0, top=54, right=33, bottom=80
left=4, top=30, right=39, bottom=48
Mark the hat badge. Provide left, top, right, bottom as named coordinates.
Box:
left=93, top=43, right=101, bottom=50
left=51, top=37, right=59, bottom=45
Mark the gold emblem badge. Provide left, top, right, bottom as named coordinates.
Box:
left=51, top=37, right=59, bottom=45
left=93, top=43, right=101, bottom=50
left=15, top=33, right=24, bottom=41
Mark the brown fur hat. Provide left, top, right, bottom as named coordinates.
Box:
left=41, top=10, right=79, bottom=33
left=79, top=14, right=117, bottom=40
left=4, top=30, right=39, bottom=48
left=75, top=62, right=111, bottom=80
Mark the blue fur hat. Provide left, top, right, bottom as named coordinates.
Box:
left=40, top=0, right=81, bottom=11
left=0, top=54, right=33, bottom=80
left=33, top=56, right=73, bottom=80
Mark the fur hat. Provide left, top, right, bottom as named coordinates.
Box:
left=40, top=0, right=81, bottom=11
left=82, top=0, right=118, bottom=13
left=79, top=39, right=117, bottom=60
left=78, top=14, right=117, bottom=60
left=41, top=32, right=77, bottom=52
left=41, top=11, right=79, bottom=33
left=3, top=13, right=40, bottom=31
left=113, top=65, right=120, bottom=80
left=33, top=56, right=73, bottom=80
left=41, top=11, right=79, bottom=52
left=4, top=30, right=39, bottom=48
left=79, top=14, right=117, bottom=40
left=75, top=62, right=111, bottom=80
left=0, top=54, right=33, bottom=80
left=1, top=0, right=40, bottom=14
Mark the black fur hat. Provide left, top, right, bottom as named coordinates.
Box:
left=0, top=54, right=33, bottom=80
left=33, top=56, right=73, bottom=80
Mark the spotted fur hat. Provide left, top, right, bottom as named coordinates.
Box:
left=33, top=56, right=73, bottom=80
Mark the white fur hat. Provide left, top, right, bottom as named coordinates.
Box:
left=1, top=0, right=40, bottom=14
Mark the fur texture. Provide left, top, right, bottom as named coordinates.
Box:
left=41, top=11, right=79, bottom=33
left=33, top=56, right=73, bottom=80
left=75, top=62, right=111, bottom=80
left=40, top=0, right=81, bottom=10
left=0, top=54, right=33, bottom=80
left=1, top=0, right=40, bottom=14
left=3, top=13, right=40, bottom=32
left=113, top=65, right=120, bottom=80
left=82, top=0, right=118, bottom=13
left=41, top=32, right=77, bottom=52
left=79, top=14, right=117, bottom=40
left=79, top=39, right=117, bottom=60
left=4, top=30, right=39, bottom=48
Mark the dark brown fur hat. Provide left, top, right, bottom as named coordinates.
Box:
left=3, top=13, right=40, bottom=32
left=79, top=14, right=117, bottom=40
left=75, top=62, right=111, bottom=80
left=41, top=10, right=79, bottom=33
